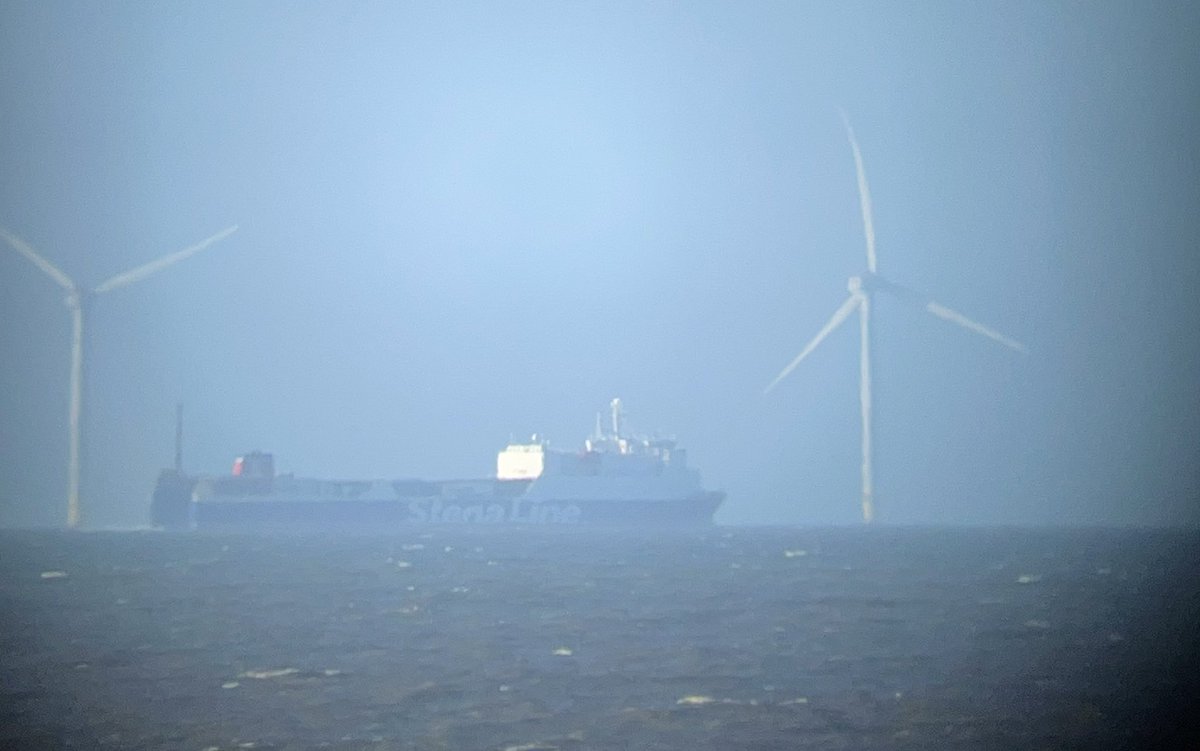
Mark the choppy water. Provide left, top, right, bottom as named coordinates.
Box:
left=1, top=526, right=1197, bottom=750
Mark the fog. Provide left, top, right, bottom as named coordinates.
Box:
left=2, top=2, right=1198, bottom=528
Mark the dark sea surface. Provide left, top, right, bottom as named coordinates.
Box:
left=1, top=526, right=1197, bottom=750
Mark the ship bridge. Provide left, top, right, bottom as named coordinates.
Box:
left=496, top=398, right=695, bottom=492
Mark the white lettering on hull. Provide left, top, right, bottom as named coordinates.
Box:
left=408, top=498, right=582, bottom=524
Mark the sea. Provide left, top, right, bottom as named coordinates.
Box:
left=1, top=526, right=1197, bottom=750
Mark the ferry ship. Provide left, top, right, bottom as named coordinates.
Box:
left=151, top=399, right=724, bottom=531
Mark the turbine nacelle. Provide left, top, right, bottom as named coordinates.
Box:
left=847, top=272, right=886, bottom=295
left=64, top=287, right=90, bottom=309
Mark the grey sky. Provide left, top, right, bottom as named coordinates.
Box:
left=2, top=1, right=1197, bottom=527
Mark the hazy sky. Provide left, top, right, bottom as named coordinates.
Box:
left=2, top=1, right=1197, bottom=527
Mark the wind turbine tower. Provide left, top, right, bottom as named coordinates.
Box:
left=765, top=114, right=1025, bottom=523
left=1, top=225, right=239, bottom=528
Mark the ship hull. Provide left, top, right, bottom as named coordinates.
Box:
left=186, top=491, right=724, bottom=532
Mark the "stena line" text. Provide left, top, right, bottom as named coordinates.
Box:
left=408, top=497, right=582, bottom=524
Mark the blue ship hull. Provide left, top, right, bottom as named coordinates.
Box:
left=152, top=471, right=723, bottom=531
left=188, top=493, right=724, bottom=532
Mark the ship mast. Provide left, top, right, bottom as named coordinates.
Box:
left=610, top=398, right=622, bottom=438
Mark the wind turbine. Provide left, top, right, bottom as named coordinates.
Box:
left=764, top=114, right=1025, bottom=524
left=1, top=224, right=239, bottom=528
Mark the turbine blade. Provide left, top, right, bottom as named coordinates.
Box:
left=923, top=300, right=1027, bottom=353
left=838, top=109, right=877, bottom=274
left=764, top=294, right=861, bottom=394
left=94, top=225, right=239, bottom=294
left=877, top=277, right=1026, bottom=353
left=0, top=227, right=75, bottom=290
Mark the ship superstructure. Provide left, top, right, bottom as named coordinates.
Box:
left=499, top=398, right=705, bottom=503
